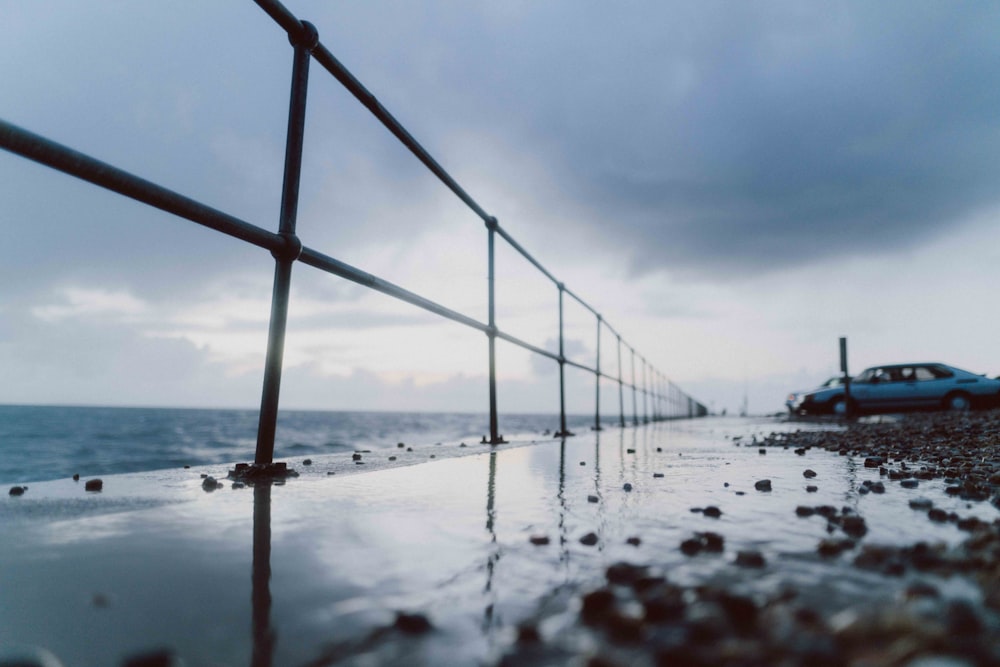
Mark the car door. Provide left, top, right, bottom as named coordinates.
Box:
left=851, top=367, right=899, bottom=411
left=891, top=366, right=923, bottom=409
left=911, top=365, right=960, bottom=406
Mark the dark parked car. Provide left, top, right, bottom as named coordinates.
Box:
left=790, top=363, right=1000, bottom=415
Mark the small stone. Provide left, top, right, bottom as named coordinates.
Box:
left=580, top=461, right=586, bottom=466
left=735, top=491, right=745, bottom=496
left=909, top=498, right=933, bottom=510
left=817, top=538, right=853, bottom=557
left=352, top=453, right=362, bottom=461
left=803, top=469, right=817, bottom=478
left=459, top=443, right=467, bottom=448
left=794, top=448, right=807, bottom=456
left=8, top=486, right=25, bottom=496
left=700, top=532, right=725, bottom=552
left=626, top=448, right=636, bottom=454
left=900, top=479, right=919, bottom=489
left=397, top=442, right=405, bottom=448
left=653, top=473, right=664, bottom=478
left=406, top=447, right=413, bottom=452
left=735, top=550, right=766, bottom=568
left=73, top=473, right=80, bottom=481
left=85, top=479, right=103, bottom=492
left=927, top=508, right=948, bottom=522
left=588, top=495, right=599, bottom=503
left=758, top=448, right=766, bottom=455
left=327, top=471, right=335, bottom=475
left=626, top=536, right=641, bottom=546
left=579, top=532, right=599, bottom=546
left=231, top=482, right=245, bottom=489
left=863, top=457, right=883, bottom=468
left=623, top=483, right=633, bottom=492
left=429, top=454, right=436, bottom=458
left=202, top=476, right=219, bottom=492
left=680, top=538, right=702, bottom=556
left=869, top=481, right=886, bottom=494
left=395, top=611, right=432, bottom=635
left=200, top=473, right=208, bottom=479
left=529, top=535, right=550, bottom=546
left=656, top=447, right=662, bottom=452
left=754, top=479, right=772, bottom=492
left=702, top=506, right=722, bottom=518
left=303, top=458, right=312, bottom=465
left=806, top=485, right=818, bottom=493
left=516, top=624, right=541, bottom=644
left=388, top=456, right=397, bottom=461
left=580, top=588, right=616, bottom=625
left=795, top=506, right=815, bottom=517
left=355, top=461, right=365, bottom=465
left=606, top=562, right=648, bottom=586
left=841, top=516, right=867, bottom=538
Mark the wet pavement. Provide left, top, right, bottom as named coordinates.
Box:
left=1, top=415, right=997, bottom=666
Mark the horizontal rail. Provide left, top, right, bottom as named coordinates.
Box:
left=0, top=119, right=279, bottom=252
left=0, top=119, right=654, bottom=395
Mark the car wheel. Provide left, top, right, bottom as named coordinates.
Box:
left=830, top=397, right=849, bottom=416
left=943, top=392, right=971, bottom=412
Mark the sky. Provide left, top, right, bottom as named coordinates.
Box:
left=1, top=0, right=999, bottom=417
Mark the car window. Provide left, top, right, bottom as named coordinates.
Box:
left=873, top=368, right=898, bottom=383
left=913, top=367, right=937, bottom=381
left=929, top=365, right=954, bottom=379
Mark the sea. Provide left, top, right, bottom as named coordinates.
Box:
left=0, top=404, right=600, bottom=485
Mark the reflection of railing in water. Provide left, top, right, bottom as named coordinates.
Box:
left=252, top=484, right=274, bottom=667
left=0, top=0, right=707, bottom=467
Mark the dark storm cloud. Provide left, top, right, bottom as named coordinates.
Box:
left=315, top=0, right=1000, bottom=279
left=3, top=0, right=999, bottom=294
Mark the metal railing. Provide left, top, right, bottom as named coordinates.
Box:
left=0, top=0, right=707, bottom=467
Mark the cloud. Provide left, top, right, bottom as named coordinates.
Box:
left=306, top=1, right=1000, bottom=281
left=31, top=287, right=148, bottom=323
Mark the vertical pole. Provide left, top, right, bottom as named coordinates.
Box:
left=486, top=218, right=502, bottom=444
left=650, top=370, right=656, bottom=421
left=840, top=336, right=852, bottom=420
left=617, top=335, right=625, bottom=427
left=642, top=359, right=649, bottom=424
left=255, top=22, right=317, bottom=465
left=631, top=347, right=639, bottom=426
left=556, top=284, right=573, bottom=437
left=593, top=315, right=602, bottom=431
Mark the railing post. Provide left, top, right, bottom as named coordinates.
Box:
left=657, top=371, right=663, bottom=421
left=617, top=335, right=625, bottom=428
left=555, top=283, right=573, bottom=437
left=642, top=359, right=649, bottom=424
left=631, top=347, right=639, bottom=426
left=593, top=315, right=602, bottom=431
left=254, top=21, right=317, bottom=465
left=485, top=217, right=504, bottom=444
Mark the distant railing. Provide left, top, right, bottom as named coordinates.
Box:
left=0, top=0, right=707, bottom=468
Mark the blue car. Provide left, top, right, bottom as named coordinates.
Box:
left=791, top=363, right=1000, bottom=416
left=786, top=376, right=844, bottom=413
